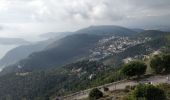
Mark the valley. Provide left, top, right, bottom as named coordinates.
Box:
left=0, top=25, right=169, bottom=100
left=1, top=1, right=170, bottom=100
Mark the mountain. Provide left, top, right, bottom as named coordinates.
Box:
left=0, top=60, right=110, bottom=100
left=39, top=32, right=72, bottom=39
left=1, top=25, right=137, bottom=74
left=0, top=39, right=53, bottom=69
left=0, top=26, right=170, bottom=100
left=2, top=34, right=103, bottom=73
left=137, top=30, right=169, bottom=38
left=149, top=26, right=170, bottom=32
left=102, top=31, right=170, bottom=66
left=132, top=28, right=145, bottom=33
left=0, top=32, right=73, bottom=69
left=76, top=25, right=136, bottom=35
left=0, top=37, right=29, bottom=45
left=0, top=34, right=170, bottom=99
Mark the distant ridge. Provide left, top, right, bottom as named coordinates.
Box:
left=0, top=37, right=29, bottom=45
left=76, top=25, right=136, bottom=35
left=1, top=25, right=138, bottom=73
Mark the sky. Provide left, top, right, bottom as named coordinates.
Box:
left=0, top=0, right=170, bottom=40
left=0, top=0, right=169, bottom=60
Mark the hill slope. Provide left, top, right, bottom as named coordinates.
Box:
left=76, top=25, right=136, bottom=35
left=0, top=60, right=108, bottom=100
left=2, top=34, right=103, bottom=73
left=0, top=40, right=53, bottom=69
left=0, top=29, right=169, bottom=100
left=1, top=25, right=137, bottom=74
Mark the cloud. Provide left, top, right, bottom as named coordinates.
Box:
left=0, top=0, right=170, bottom=38
left=0, top=0, right=170, bottom=23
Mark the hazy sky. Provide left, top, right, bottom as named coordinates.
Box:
left=0, top=0, right=170, bottom=40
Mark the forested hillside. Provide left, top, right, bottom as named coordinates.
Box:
left=0, top=26, right=170, bottom=100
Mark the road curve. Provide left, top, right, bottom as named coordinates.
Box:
left=53, top=75, right=170, bottom=100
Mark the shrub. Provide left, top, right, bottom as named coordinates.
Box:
left=150, top=55, right=163, bottom=74
left=150, top=54, right=170, bottom=74
left=132, top=84, right=166, bottom=100
left=103, top=87, right=109, bottom=92
left=121, top=61, right=147, bottom=78
left=158, top=83, right=170, bottom=99
left=89, top=88, right=103, bottom=100
left=162, top=54, right=170, bottom=73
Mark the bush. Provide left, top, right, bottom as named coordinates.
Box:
left=158, top=83, right=170, bottom=99
left=103, top=87, right=109, bottom=92
left=89, top=88, right=103, bottom=100
left=124, top=85, right=131, bottom=92
left=121, top=61, right=147, bottom=78
left=150, top=55, right=163, bottom=74
left=162, top=54, right=170, bottom=73
left=132, top=84, right=166, bottom=100
left=150, top=54, right=170, bottom=74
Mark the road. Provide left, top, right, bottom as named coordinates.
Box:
left=54, top=75, right=170, bottom=100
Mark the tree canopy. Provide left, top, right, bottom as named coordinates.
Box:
left=162, top=54, right=170, bottom=73
left=150, top=55, right=163, bottom=74
left=89, top=88, right=103, bottom=100
left=121, top=61, right=147, bottom=78
left=132, top=84, right=166, bottom=100
left=150, top=54, right=170, bottom=74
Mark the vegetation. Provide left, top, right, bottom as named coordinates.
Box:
left=0, top=60, right=108, bottom=100
left=150, top=54, right=170, bottom=74
left=2, top=34, right=104, bottom=74
left=89, top=88, right=103, bottom=100
left=162, top=54, right=170, bottom=73
left=158, top=83, right=170, bottom=99
left=150, top=55, right=164, bottom=74
left=131, top=84, right=166, bottom=100
left=89, top=84, right=170, bottom=100
left=0, top=31, right=169, bottom=99
left=121, top=61, right=147, bottom=78
left=0, top=52, right=169, bottom=100
left=0, top=60, right=125, bottom=100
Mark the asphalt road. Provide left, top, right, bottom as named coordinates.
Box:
left=56, top=75, right=170, bottom=100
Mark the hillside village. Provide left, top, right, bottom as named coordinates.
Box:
left=89, top=35, right=151, bottom=61
left=0, top=0, right=170, bottom=99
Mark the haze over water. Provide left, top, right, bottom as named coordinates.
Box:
left=0, top=44, right=19, bottom=59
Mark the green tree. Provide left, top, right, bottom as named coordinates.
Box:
left=162, top=54, right=170, bottom=73
left=44, top=95, right=50, bottom=100
left=158, top=83, right=170, bottom=99
left=150, top=54, right=170, bottom=74
left=89, top=88, right=103, bottom=100
left=121, top=61, right=147, bottom=78
left=150, top=55, right=163, bottom=74
left=132, top=84, right=166, bottom=100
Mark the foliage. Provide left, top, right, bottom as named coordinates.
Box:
left=0, top=60, right=108, bottom=100
left=121, top=61, right=147, bottom=78
left=0, top=32, right=170, bottom=99
left=162, top=54, right=170, bottom=73
left=150, top=54, right=170, bottom=73
left=158, top=83, right=170, bottom=99
left=103, top=87, right=109, bottom=92
left=150, top=55, right=163, bottom=74
left=132, top=84, right=166, bottom=100
left=89, top=88, right=103, bottom=100
left=89, top=67, right=126, bottom=87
